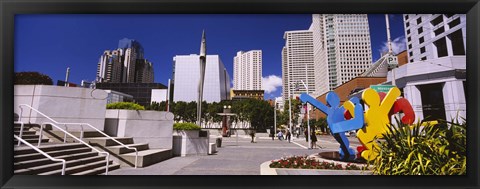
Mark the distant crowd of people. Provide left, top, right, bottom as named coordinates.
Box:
left=271, top=129, right=319, bottom=149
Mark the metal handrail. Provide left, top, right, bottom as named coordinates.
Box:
left=18, top=103, right=137, bottom=168
left=14, top=135, right=67, bottom=175
left=39, top=121, right=111, bottom=175
left=18, top=104, right=111, bottom=174
left=14, top=121, right=25, bottom=146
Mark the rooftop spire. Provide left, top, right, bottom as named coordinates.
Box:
left=200, top=30, right=206, bottom=58
left=385, top=14, right=393, bottom=54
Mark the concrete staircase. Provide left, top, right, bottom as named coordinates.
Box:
left=82, top=136, right=172, bottom=168
left=14, top=123, right=120, bottom=175
left=44, top=129, right=172, bottom=168
left=14, top=123, right=49, bottom=144
left=14, top=143, right=120, bottom=175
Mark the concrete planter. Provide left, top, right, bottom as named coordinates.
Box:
left=260, top=160, right=373, bottom=175
left=104, top=109, right=174, bottom=149
left=172, top=130, right=209, bottom=157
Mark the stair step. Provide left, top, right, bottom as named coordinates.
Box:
left=15, top=155, right=106, bottom=175
left=14, top=131, right=37, bottom=135
left=17, top=135, right=41, bottom=139
left=14, top=143, right=85, bottom=155
left=121, top=149, right=172, bottom=168
left=14, top=123, right=40, bottom=129
left=14, top=147, right=92, bottom=162
left=83, top=137, right=134, bottom=146
left=71, top=163, right=121, bottom=175
left=48, top=130, right=106, bottom=139
left=14, top=138, right=49, bottom=144
left=14, top=151, right=98, bottom=170
left=106, top=143, right=149, bottom=154
left=38, top=159, right=115, bottom=175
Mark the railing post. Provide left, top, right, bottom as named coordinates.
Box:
left=38, top=124, right=44, bottom=147
left=17, top=122, right=24, bottom=146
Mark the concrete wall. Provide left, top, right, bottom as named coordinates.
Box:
left=172, top=130, right=209, bottom=157
left=105, top=109, right=174, bottom=149
left=14, top=85, right=108, bottom=131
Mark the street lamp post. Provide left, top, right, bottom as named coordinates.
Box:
left=288, top=83, right=293, bottom=140
left=274, top=99, right=277, bottom=136
left=222, top=105, right=232, bottom=137
left=299, top=80, right=311, bottom=149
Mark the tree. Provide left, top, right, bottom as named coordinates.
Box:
left=15, top=72, right=53, bottom=85
left=280, top=98, right=301, bottom=128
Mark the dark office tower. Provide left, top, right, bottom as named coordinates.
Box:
left=96, top=38, right=155, bottom=84
left=135, top=59, right=154, bottom=83
left=118, top=38, right=145, bottom=83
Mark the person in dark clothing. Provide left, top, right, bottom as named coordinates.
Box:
left=286, top=130, right=291, bottom=143
left=304, top=130, right=308, bottom=142
left=311, top=132, right=318, bottom=149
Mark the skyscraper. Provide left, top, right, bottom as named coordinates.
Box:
left=233, top=50, right=262, bottom=90
left=172, top=54, right=231, bottom=103
left=311, top=14, right=373, bottom=96
left=96, top=38, right=154, bottom=83
left=96, top=50, right=123, bottom=83
left=403, top=14, right=466, bottom=63
left=281, top=30, right=315, bottom=101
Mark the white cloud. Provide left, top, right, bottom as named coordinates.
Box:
left=262, top=75, right=282, bottom=94
left=380, top=36, right=407, bottom=55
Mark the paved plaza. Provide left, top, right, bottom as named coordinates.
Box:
left=109, top=134, right=362, bottom=175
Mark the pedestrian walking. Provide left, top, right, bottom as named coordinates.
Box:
left=310, top=131, right=318, bottom=149
left=286, top=130, right=291, bottom=143
left=304, top=130, right=308, bottom=142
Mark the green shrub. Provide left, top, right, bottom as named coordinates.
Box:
left=370, top=118, right=466, bottom=175
left=173, top=123, right=201, bottom=130
left=106, top=102, right=145, bottom=110
left=15, top=72, right=53, bottom=85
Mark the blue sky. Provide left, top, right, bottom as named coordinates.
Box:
left=15, top=14, right=406, bottom=100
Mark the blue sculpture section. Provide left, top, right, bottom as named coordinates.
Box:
left=299, top=92, right=364, bottom=161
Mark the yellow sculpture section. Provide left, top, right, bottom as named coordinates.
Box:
left=357, top=87, right=401, bottom=161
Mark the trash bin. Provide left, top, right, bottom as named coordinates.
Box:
left=216, top=137, right=222, bottom=147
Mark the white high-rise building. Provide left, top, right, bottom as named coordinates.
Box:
left=281, top=30, right=315, bottom=101
left=403, top=14, right=466, bottom=62
left=385, top=14, right=467, bottom=122
left=311, top=14, right=373, bottom=96
left=233, top=50, right=262, bottom=90
left=172, top=54, right=231, bottom=103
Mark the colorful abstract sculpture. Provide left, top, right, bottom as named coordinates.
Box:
left=300, top=86, right=421, bottom=162
left=299, top=93, right=363, bottom=161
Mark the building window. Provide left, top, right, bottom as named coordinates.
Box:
left=449, top=29, right=466, bottom=55
left=406, top=22, right=410, bottom=27
left=409, top=51, right=413, bottom=57
left=434, top=37, right=448, bottom=57
left=421, top=57, right=427, bottom=60
left=407, top=29, right=411, bottom=35
left=407, top=36, right=411, bottom=42
left=444, top=14, right=454, bottom=18
left=449, top=18, right=461, bottom=28
left=418, top=27, right=423, bottom=34
left=420, top=47, right=426, bottom=54
left=408, top=44, right=412, bottom=49
left=430, top=15, right=443, bottom=26
left=416, top=17, right=422, bottom=24
left=419, top=37, right=425, bottom=44
left=434, top=27, right=445, bottom=36
left=405, top=14, right=409, bottom=20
